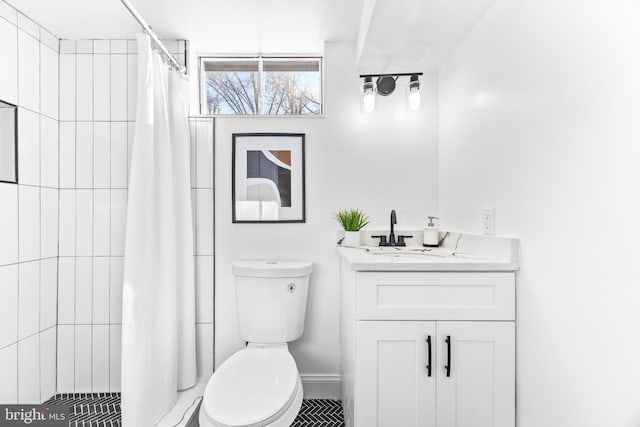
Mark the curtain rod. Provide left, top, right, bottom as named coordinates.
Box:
left=119, top=0, right=187, bottom=75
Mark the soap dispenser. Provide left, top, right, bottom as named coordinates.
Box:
left=423, top=216, right=439, bottom=247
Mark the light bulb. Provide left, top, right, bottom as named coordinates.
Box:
left=363, top=91, right=376, bottom=112
left=408, top=91, right=421, bottom=110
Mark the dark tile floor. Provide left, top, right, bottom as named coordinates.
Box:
left=44, top=393, right=345, bottom=427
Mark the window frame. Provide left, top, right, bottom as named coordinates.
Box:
left=199, top=55, right=324, bottom=117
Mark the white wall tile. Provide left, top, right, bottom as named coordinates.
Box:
left=16, top=13, right=38, bottom=39
left=59, top=40, right=75, bottom=54
left=76, top=40, right=92, bottom=54
left=93, top=189, right=110, bottom=256
left=195, top=189, right=214, bottom=255
left=56, top=325, right=74, bottom=392
left=0, top=17, right=18, bottom=104
left=92, top=325, right=109, bottom=391
left=195, top=120, right=214, bottom=188
left=127, top=54, right=137, bottom=120
left=196, top=256, right=214, bottom=323
left=76, top=122, right=93, bottom=188
left=59, top=122, right=75, bottom=188
left=109, top=325, right=121, bottom=391
left=93, top=40, right=109, bottom=54
left=18, top=334, right=39, bottom=403
left=110, top=190, right=127, bottom=257
left=92, top=258, right=109, bottom=324
left=0, top=344, right=18, bottom=404
left=189, top=121, right=196, bottom=188
left=59, top=54, right=76, bottom=121
left=93, top=54, right=110, bottom=121
left=0, top=264, right=18, bottom=348
left=75, top=258, right=92, bottom=324
left=0, top=1, right=17, bottom=24
left=18, top=108, right=39, bottom=186
left=18, top=260, right=39, bottom=339
left=74, top=325, right=92, bottom=392
left=127, top=40, right=137, bottom=54
left=40, top=45, right=58, bottom=119
left=40, top=30, right=58, bottom=53
left=111, top=40, right=127, bottom=54
left=39, top=258, right=57, bottom=330
left=40, top=116, right=58, bottom=188
left=39, top=327, right=56, bottom=401
left=111, top=54, right=127, bottom=121
left=76, top=54, right=93, bottom=121
left=0, top=183, right=18, bottom=266
left=109, top=257, right=123, bottom=324
left=196, top=324, right=213, bottom=377
left=127, top=122, right=134, bottom=180
left=93, top=122, right=110, bottom=188
left=58, top=190, right=75, bottom=256
left=18, top=185, right=40, bottom=262
left=17, top=30, right=39, bottom=112
left=57, top=257, right=75, bottom=325
left=111, top=122, right=128, bottom=188
left=40, top=187, right=58, bottom=259
left=75, top=190, right=93, bottom=256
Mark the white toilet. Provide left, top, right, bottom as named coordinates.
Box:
left=199, top=260, right=313, bottom=427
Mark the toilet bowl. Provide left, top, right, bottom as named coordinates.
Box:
left=199, top=260, right=312, bottom=427
left=199, top=344, right=303, bottom=427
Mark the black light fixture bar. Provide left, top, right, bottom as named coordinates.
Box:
left=359, top=72, right=423, bottom=78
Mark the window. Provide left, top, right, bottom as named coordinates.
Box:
left=201, top=56, right=323, bottom=116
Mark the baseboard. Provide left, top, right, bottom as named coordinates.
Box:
left=300, top=374, right=341, bottom=399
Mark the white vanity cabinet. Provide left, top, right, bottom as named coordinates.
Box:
left=340, top=262, right=516, bottom=427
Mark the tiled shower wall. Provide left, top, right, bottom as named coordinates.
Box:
left=0, top=2, right=59, bottom=404
left=56, top=40, right=214, bottom=393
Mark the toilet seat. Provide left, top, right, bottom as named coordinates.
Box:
left=201, top=345, right=301, bottom=427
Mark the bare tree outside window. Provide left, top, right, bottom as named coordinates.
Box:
left=202, top=57, right=322, bottom=115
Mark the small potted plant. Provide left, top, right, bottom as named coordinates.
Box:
left=333, top=209, right=370, bottom=247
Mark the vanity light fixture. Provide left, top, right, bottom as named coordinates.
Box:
left=360, top=72, right=423, bottom=113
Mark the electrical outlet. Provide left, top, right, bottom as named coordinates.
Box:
left=482, top=208, right=495, bottom=235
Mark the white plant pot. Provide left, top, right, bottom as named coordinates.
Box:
left=343, top=231, right=361, bottom=247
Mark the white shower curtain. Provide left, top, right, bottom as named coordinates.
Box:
left=121, top=34, right=197, bottom=426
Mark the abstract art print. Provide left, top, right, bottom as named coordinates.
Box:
left=232, top=133, right=306, bottom=222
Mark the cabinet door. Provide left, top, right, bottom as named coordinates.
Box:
left=356, top=321, right=436, bottom=427
left=436, top=322, right=515, bottom=427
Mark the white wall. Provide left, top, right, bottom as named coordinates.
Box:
left=0, top=0, right=59, bottom=404
left=438, top=0, right=640, bottom=425
left=212, top=42, right=439, bottom=394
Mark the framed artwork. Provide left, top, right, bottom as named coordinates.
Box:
left=232, top=133, right=306, bottom=223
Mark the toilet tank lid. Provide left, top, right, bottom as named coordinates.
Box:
left=233, top=260, right=312, bottom=278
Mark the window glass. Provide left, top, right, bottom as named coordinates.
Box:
left=201, top=57, right=322, bottom=115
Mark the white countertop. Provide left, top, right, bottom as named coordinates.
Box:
left=337, top=233, right=519, bottom=272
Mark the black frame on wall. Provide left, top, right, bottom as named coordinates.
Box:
left=0, top=99, right=18, bottom=184
left=232, top=133, right=306, bottom=223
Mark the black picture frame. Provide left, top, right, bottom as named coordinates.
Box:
left=232, top=133, right=306, bottom=223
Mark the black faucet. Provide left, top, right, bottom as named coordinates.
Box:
left=372, top=209, right=413, bottom=247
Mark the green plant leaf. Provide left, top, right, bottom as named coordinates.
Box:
left=332, top=209, right=370, bottom=231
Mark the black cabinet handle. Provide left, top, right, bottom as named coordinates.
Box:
left=444, top=335, right=451, bottom=377
left=426, top=336, right=432, bottom=377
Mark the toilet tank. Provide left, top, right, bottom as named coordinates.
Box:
left=233, top=260, right=312, bottom=344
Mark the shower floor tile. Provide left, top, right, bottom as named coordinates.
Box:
left=43, top=393, right=345, bottom=427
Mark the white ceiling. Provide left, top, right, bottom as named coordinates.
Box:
left=7, top=0, right=365, bottom=54
left=8, top=0, right=498, bottom=72
left=357, top=0, right=499, bottom=74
